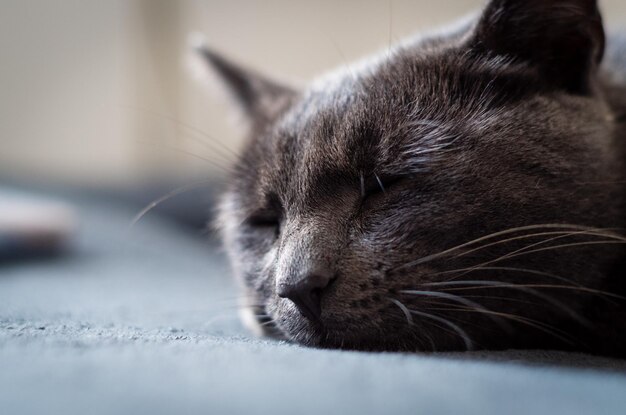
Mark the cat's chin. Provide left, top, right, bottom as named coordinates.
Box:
left=271, top=309, right=326, bottom=346
left=284, top=325, right=420, bottom=352
left=271, top=309, right=419, bottom=352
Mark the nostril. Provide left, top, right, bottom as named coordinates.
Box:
left=307, top=273, right=334, bottom=291
left=309, top=287, right=323, bottom=305
left=277, top=273, right=335, bottom=321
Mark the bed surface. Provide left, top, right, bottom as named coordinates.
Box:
left=1, top=189, right=626, bottom=415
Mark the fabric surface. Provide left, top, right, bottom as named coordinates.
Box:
left=1, top=190, right=626, bottom=415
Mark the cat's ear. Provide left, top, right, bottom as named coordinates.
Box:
left=192, top=38, right=297, bottom=126
left=469, top=0, right=605, bottom=94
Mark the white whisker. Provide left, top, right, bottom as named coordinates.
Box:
left=410, top=309, right=474, bottom=351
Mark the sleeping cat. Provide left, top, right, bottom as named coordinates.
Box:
left=199, top=0, right=626, bottom=355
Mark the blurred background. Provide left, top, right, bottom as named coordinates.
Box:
left=0, top=0, right=614, bottom=183
left=1, top=0, right=486, bottom=189
left=1, top=0, right=626, bottom=220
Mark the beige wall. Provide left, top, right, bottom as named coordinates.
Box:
left=1, top=1, right=626, bottom=185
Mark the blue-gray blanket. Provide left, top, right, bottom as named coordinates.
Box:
left=2, top=192, right=626, bottom=415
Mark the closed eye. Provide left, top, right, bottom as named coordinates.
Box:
left=244, top=212, right=281, bottom=241
left=362, top=174, right=405, bottom=198
left=246, top=214, right=280, bottom=228
left=244, top=193, right=283, bottom=239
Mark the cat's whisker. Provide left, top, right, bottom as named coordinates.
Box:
left=428, top=305, right=578, bottom=346
left=203, top=303, right=264, bottom=313
left=418, top=302, right=507, bottom=341
left=176, top=124, right=239, bottom=163
left=394, top=224, right=625, bottom=271
left=130, top=179, right=217, bottom=226
left=424, top=280, right=626, bottom=301
left=259, top=319, right=277, bottom=327
left=453, top=230, right=626, bottom=262
left=387, top=0, right=394, bottom=56
left=390, top=299, right=444, bottom=351
left=325, top=35, right=358, bottom=83
left=450, top=240, right=626, bottom=283
left=421, top=328, right=438, bottom=352
left=426, top=265, right=583, bottom=288
left=409, top=309, right=474, bottom=351
left=169, top=121, right=238, bottom=164
left=122, top=104, right=240, bottom=162
left=416, top=319, right=453, bottom=352
left=399, top=290, right=484, bottom=315
left=213, top=301, right=266, bottom=311
left=400, top=289, right=512, bottom=332
left=179, top=132, right=238, bottom=166
left=137, top=139, right=233, bottom=174
left=422, top=276, right=591, bottom=327
left=213, top=293, right=261, bottom=302
left=389, top=298, right=414, bottom=326
left=374, top=173, right=386, bottom=194
left=462, top=294, right=540, bottom=306
left=488, top=240, right=626, bottom=264
left=450, top=233, right=626, bottom=282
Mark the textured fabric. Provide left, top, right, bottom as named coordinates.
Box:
left=1, top=191, right=626, bottom=415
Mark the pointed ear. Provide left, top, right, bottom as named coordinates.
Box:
left=469, top=0, right=605, bottom=94
left=192, top=40, right=298, bottom=125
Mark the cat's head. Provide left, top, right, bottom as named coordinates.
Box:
left=204, top=0, right=625, bottom=351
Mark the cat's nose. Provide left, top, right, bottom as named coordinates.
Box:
left=277, top=272, right=335, bottom=321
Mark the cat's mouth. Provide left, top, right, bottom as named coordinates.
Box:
left=245, top=302, right=339, bottom=346
left=254, top=298, right=420, bottom=351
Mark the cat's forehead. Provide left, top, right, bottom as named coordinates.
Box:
left=281, top=50, right=541, bottom=132
left=245, top=48, right=576, bottom=203
left=268, top=53, right=532, bottom=156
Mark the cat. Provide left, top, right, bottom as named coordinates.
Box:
left=198, top=0, right=626, bottom=355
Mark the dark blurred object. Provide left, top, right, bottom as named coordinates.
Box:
left=0, top=187, right=76, bottom=260
left=0, top=176, right=225, bottom=244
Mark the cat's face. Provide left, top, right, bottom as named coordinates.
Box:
left=207, top=0, right=625, bottom=351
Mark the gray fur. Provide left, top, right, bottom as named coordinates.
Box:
left=204, top=0, right=626, bottom=354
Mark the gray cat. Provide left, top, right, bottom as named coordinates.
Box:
left=199, top=0, right=626, bottom=355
